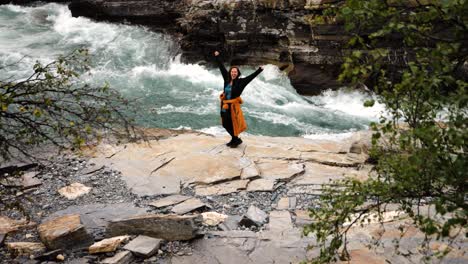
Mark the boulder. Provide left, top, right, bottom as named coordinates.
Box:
left=107, top=214, right=202, bottom=241
left=38, top=214, right=93, bottom=250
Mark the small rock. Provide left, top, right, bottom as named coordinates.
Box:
left=56, top=254, right=65, bottom=261
left=201, top=212, right=228, bottom=226
left=123, top=235, right=162, bottom=257
left=58, top=183, right=91, bottom=200
left=0, top=233, right=5, bottom=245
left=89, top=235, right=130, bottom=254
left=38, top=214, right=93, bottom=250
left=0, top=177, right=22, bottom=187
left=6, top=242, right=46, bottom=256
left=101, top=250, right=133, bottom=264
left=239, top=205, right=268, bottom=227
left=25, top=233, right=34, bottom=239
left=149, top=195, right=190, bottom=208
left=289, top=196, right=297, bottom=209
left=171, top=198, right=208, bottom=214
left=21, top=171, right=42, bottom=189
left=108, top=214, right=202, bottom=241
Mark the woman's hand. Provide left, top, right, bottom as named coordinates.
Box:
left=214, top=51, right=220, bottom=56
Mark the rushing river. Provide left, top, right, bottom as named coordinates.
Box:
left=0, top=3, right=385, bottom=139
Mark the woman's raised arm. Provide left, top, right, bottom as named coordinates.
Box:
left=214, top=51, right=229, bottom=82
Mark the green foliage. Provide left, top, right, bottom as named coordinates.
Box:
left=0, top=49, right=135, bottom=160
left=305, top=0, right=467, bottom=263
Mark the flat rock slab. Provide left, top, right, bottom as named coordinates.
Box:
left=195, top=180, right=249, bottom=196
left=38, top=214, right=93, bottom=250
left=46, top=203, right=147, bottom=240
left=149, top=195, right=191, bottom=208
left=108, top=214, right=202, bottom=241
left=89, top=235, right=130, bottom=254
left=123, top=235, right=162, bottom=257
left=58, top=183, right=91, bottom=200
left=101, top=250, right=133, bottom=264
left=239, top=157, right=259, bottom=179
left=6, top=242, right=46, bottom=256
left=172, top=229, right=313, bottom=264
left=171, top=198, right=208, bottom=214
left=246, top=178, right=276, bottom=192
left=256, top=160, right=305, bottom=181
left=267, top=211, right=293, bottom=231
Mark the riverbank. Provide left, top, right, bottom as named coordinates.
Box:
left=1, top=128, right=465, bottom=263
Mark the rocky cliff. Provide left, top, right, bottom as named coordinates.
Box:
left=64, top=0, right=347, bottom=95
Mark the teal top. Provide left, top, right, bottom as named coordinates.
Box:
left=222, top=84, right=232, bottom=112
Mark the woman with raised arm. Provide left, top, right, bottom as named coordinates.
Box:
left=214, top=50, right=263, bottom=148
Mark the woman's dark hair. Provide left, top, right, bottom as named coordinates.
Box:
left=228, top=66, right=241, bottom=80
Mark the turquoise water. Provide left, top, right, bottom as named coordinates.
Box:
left=0, top=3, right=385, bottom=138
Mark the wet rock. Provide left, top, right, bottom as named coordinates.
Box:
left=171, top=198, right=208, bottom=214
left=101, top=250, right=133, bottom=264
left=219, top=215, right=242, bottom=231
left=195, top=180, right=249, bottom=196
left=123, top=235, right=162, bottom=257
left=239, top=206, right=268, bottom=227
left=246, top=179, right=276, bottom=192
left=89, top=235, right=130, bottom=254
left=149, top=195, right=191, bottom=208
left=108, top=214, right=202, bottom=241
left=58, top=183, right=92, bottom=200
left=38, top=214, right=93, bottom=250
left=6, top=242, right=46, bottom=256
left=201, top=212, right=228, bottom=226
left=34, top=249, right=63, bottom=261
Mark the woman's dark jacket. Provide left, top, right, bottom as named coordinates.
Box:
left=216, top=56, right=263, bottom=99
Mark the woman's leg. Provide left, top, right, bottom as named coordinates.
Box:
left=221, top=111, right=235, bottom=144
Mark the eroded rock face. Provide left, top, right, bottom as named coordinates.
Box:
left=67, top=0, right=349, bottom=94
